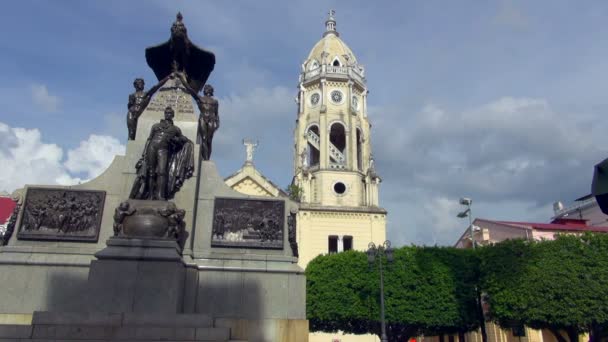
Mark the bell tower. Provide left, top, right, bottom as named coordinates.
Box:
left=293, top=11, right=386, bottom=268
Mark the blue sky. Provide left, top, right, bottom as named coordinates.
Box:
left=2, top=1, right=608, bottom=245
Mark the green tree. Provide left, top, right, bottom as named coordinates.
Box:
left=479, top=235, right=608, bottom=342
left=285, top=183, right=303, bottom=202
left=306, top=246, right=480, bottom=342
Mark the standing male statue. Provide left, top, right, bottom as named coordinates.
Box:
left=126, top=76, right=170, bottom=140
left=178, top=73, right=219, bottom=160
left=129, top=106, right=194, bottom=200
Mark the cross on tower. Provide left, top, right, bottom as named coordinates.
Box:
left=242, top=139, right=258, bottom=164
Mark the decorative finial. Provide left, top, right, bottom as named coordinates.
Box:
left=243, top=139, right=258, bottom=165
left=176, top=12, right=183, bottom=22
left=324, top=9, right=339, bottom=37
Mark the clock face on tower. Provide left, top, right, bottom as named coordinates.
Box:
left=330, top=90, right=343, bottom=104
left=310, top=93, right=320, bottom=106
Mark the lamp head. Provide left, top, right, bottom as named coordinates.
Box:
left=367, top=247, right=376, bottom=265
left=457, top=208, right=470, bottom=218
left=459, top=197, right=472, bottom=206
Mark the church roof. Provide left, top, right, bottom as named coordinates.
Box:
left=476, top=218, right=608, bottom=233
left=224, top=163, right=288, bottom=198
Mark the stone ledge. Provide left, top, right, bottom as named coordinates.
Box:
left=0, top=325, right=32, bottom=338
left=33, top=312, right=214, bottom=329
left=94, top=238, right=183, bottom=262
left=30, top=325, right=230, bottom=341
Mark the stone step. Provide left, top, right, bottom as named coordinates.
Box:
left=33, top=312, right=214, bottom=328
left=0, top=324, right=231, bottom=341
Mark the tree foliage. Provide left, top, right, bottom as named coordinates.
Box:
left=285, top=183, right=303, bottom=202
left=479, top=234, right=608, bottom=342
left=306, top=246, right=480, bottom=342
left=307, top=235, right=608, bottom=342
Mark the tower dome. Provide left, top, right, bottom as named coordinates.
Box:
left=303, top=10, right=361, bottom=72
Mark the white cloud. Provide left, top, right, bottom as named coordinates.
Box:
left=376, top=96, right=608, bottom=203
left=30, top=84, right=61, bottom=113
left=64, top=135, right=126, bottom=180
left=0, top=122, right=124, bottom=193
left=375, top=96, right=608, bottom=245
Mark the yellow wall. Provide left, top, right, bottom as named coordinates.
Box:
left=297, top=208, right=386, bottom=270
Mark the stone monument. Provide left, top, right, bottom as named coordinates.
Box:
left=0, top=13, right=307, bottom=342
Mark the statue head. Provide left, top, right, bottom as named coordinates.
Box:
left=133, top=78, right=145, bottom=91
left=118, top=201, right=130, bottom=211
left=164, top=106, right=175, bottom=120
left=171, top=12, right=188, bottom=40
left=203, top=84, right=214, bottom=96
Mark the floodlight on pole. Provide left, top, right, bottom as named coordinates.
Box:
left=456, top=197, right=488, bottom=342
left=459, top=197, right=472, bottom=206
left=456, top=208, right=470, bottom=218
left=456, top=197, right=474, bottom=249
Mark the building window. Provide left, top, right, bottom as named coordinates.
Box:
left=356, top=128, right=363, bottom=171
left=333, top=182, right=346, bottom=195
left=307, top=125, right=320, bottom=167
left=328, top=235, right=338, bottom=254
left=343, top=236, right=353, bottom=251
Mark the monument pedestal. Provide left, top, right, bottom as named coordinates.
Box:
left=87, top=237, right=186, bottom=314
left=0, top=238, right=236, bottom=342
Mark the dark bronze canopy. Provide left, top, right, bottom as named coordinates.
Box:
left=145, top=13, right=215, bottom=93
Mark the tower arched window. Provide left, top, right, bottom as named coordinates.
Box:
left=329, top=122, right=346, bottom=166
left=332, top=58, right=341, bottom=67
left=308, top=59, right=320, bottom=71
left=356, top=128, right=363, bottom=171
left=306, top=125, right=320, bottom=167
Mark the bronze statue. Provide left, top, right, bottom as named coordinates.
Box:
left=178, top=73, right=219, bottom=160
left=113, top=201, right=135, bottom=236
left=145, top=12, right=215, bottom=94
left=129, top=106, right=194, bottom=200
left=126, top=76, right=169, bottom=140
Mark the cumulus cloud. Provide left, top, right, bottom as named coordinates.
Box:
left=30, top=84, right=61, bottom=113
left=0, top=122, right=124, bottom=193
left=64, top=135, right=125, bottom=180
left=375, top=97, right=608, bottom=245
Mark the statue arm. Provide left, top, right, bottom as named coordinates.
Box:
left=145, top=75, right=171, bottom=98
left=128, top=94, right=135, bottom=109
left=176, top=127, right=191, bottom=145
left=215, top=102, right=220, bottom=129
left=177, top=73, right=200, bottom=100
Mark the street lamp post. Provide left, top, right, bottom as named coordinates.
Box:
left=457, top=197, right=487, bottom=342
left=457, top=197, right=475, bottom=248
left=367, top=240, right=394, bottom=342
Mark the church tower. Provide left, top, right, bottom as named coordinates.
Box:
left=293, top=11, right=387, bottom=268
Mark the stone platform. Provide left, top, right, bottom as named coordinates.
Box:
left=0, top=311, right=241, bottom=341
